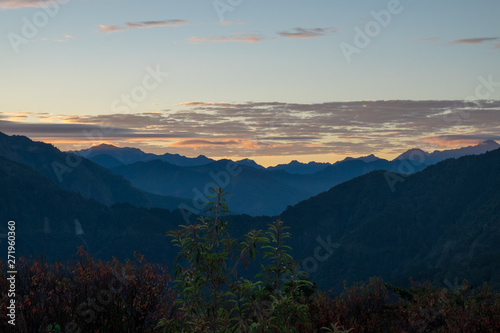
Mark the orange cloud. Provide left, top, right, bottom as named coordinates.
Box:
left=95, top=20, right=189, bottom=33
left=421, top=135, right=499, bottom=147
left=171, top=139, right=259, bottom=150
left=53, top=34, right=75, bottom=43
left=0, top=0, right=65, bottom=9
left=176, top=101, right=235, bottom=107
left=449, top=37, right=499, bottom=45
left=218, top=20, right=244, bottom=26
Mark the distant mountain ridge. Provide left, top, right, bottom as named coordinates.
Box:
left=68, top=139, right=500, bottom=215
left=110, top=159, right=312, bottom=216
left=268, top=160, right=331, bottom=175
left=394, top=140, right=500, bottom=164
left=2, top=132, right=498, bottom=216
left=0, top=133, right=189, bottom=210
left=72, top=141, right=500, bottom=176
left=73, top=143, right=214, bottom=168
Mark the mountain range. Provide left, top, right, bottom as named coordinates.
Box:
left=72, top=140, right=499, bottom=215
left=0, top=133, right=188, bottom=211
left=1, top=132, right=499, bottom=292
left=72, top=143, right=214, bottom=168
left=75, top=140, right=499, bottom=174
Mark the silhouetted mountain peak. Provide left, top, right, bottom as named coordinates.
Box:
left=73, top=144, right=214, bottom=167
left=91, top=143, right=119, bottom=150
left=359, top=154, right=380, bottom=162
left=395, top=148, right=429, bottom=161
left=236, top=158, right=265, bottom=170
left=268, top=160, right=330, bottom=175
left=426, top=140, right=500, bottom=164
left=481, top=139, right=499, bottom=146
left=341, top=154, right=381, bottom=163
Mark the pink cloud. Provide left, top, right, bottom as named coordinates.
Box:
left=421, top=135, right=500, bottom=147
left=0, top=0, right=65, bottom=9
left=218, top=20, right=244, bottom=26
left=449, top=37, right=499, bottom=45
left=170, top=139, right=259, bottom=150
left=176, top=101, right=235, bottom=107
left=95, top=20, right=189, bottom=33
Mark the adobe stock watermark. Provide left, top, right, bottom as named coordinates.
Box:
left=443, top=74, right=500, bottom=126
left=384, top=73, right=499, bottom=192
left=213, top=0, right=244, bottom=21
left=409, top=277, right=462, bottom=331
left=383, top=149, right=427, bottom=193
left=178, top=161, right=243, bottom=224
left=7, top=0, right=71, bottom=53
left=284, top=234, right=340, bottom=283
left=51, top=64, right=169, bottom=183
left=63, top=266, right=130, bottom=333
left=299, top=235, right=340, bottom=274
left=443, top=276, right=461, bottom=293
left=340, top=0, right=411, bottom=64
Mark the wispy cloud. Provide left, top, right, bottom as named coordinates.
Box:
left=218, top=20, right=244, bottom=26
left=176, top=101, right=234, bottom=107
left=449, top=37, right=500, bottom=45
left=421, top=135, right=500, bottom=147
left=171, top=139, right=258, bottom=150
left=188, top=33, right=264, bottom=44
left=3, top=101, right=499, bottom=160
left=0, top=0, right=65, bottom=9
left=95, top=20, right=189, bottom=33
left=277, top=27, right=337, bottom=39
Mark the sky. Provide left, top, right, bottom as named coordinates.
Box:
left=0, top=0, right=499, bottom=166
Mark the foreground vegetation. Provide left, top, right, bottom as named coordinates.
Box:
left=1, top=189, right=500, bottom=332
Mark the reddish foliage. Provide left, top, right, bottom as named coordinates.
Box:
left=1, top=252, right=500, bottom=332
left=0, top=248, right=178, bottom=332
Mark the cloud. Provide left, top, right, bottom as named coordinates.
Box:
left=449, top=37, right=500, bottom=45
left=3, top=100, right=500, bottom=160
left=0, top=120, right=126, bottom=136
left=95, top=20, right=189, bottom=33
left=176, top=101, right=234, bottom=107
left=170, top=139, right=258, bottom=150
left=421, top=135, right=500, bottom=147
left=188, top=33, right=264, bottom=44
left=53, top=34, right=75, bottom=42
left=277, top=27, right=337, bottom=39
left=218, top=20, right=244, bottom=26
left=0, top=0, right=65, bottom=9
